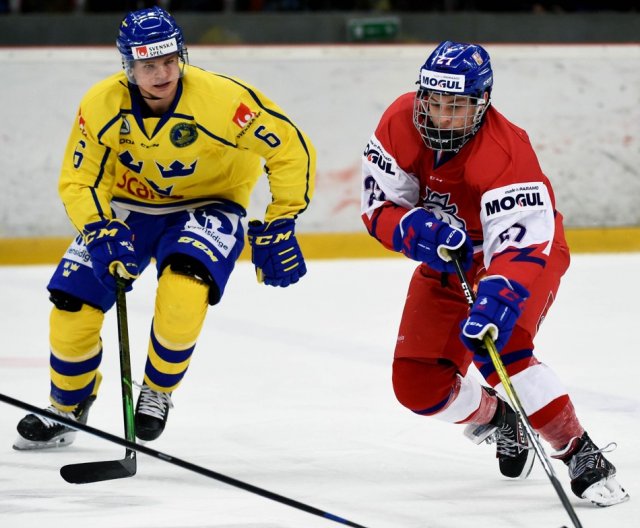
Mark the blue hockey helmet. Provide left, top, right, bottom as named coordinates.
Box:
left=116, top=6, right=188, bottom=83
left=413, top=41, right=493, bottom=151
left=417, top=41, right=493, bottom=98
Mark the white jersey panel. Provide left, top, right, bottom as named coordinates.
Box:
left=361, top=134, right=420, bottom=218
left=432, top=374, right=483, bottom=424
left=496, top=363, right=568, bottom=416
left=480, top=182, right=555, bottom=268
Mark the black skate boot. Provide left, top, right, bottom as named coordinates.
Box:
left=553, top=432, right=629, bottom=507
left=464, top=389, right=535, bottom=479
left=135, top=383, right=173, bottom=441
left=13, top=395, right=96, bottom=450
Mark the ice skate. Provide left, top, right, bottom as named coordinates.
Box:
left=464, top=390, right=535, bottom=479
left=135, top=383, right=173, bottom=441
left=13, top=396, right=95, bottom=450
left=554, top=432, right=630, bottom=507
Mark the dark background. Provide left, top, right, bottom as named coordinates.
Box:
left=0, top=1, right=637, bottom=44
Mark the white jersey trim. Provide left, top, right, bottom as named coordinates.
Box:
left=480, top=181, right=555, bottom=268
left=361, top=133, right=420, bottom=218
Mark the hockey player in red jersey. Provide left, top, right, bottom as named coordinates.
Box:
left=361, top=40, right=628, bottom=506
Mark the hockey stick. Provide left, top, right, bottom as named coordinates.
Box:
left=449, top=252, right=583, bottom=528
left=1, top=393, right=369, bottom=528
left=59, top=276, right=137, bottom=483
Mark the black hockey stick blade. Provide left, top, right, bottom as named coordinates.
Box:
left=59, top=277, right=139, bottom=485
left=60, top=450, right=136, bottom=484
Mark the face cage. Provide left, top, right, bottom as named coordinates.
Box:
left=413, top=91, right=489, bottom=152
left=122, top=49, right=189, bottom=85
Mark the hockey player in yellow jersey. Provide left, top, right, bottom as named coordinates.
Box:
left=14, top=6, right=316, bottom=448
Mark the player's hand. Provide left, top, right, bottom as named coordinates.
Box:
left=247, top=218, right=306, bottom=287
left=83, top=219, right=140, bottom=292
left=460, top=276, right=529, bottom=354
left=394, top=208, right=473, bottom=272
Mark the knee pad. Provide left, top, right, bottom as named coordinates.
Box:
left=154, top=266, right=209, bottom=347
left=49, top=289, right=84, bottom=312
left=392, top=357, right=459, bottom=414
left=163, top=254, right=220, bottom=305
left=50, top=304, right=104, bottom=361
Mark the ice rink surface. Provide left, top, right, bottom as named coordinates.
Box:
left=0, top=255, right=638, bottom=528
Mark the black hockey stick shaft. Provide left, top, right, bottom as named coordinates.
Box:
left=449, top=252, right=583, bottom=528
left=0, top=393, right=369, bottom=528
left=59, top=276, right=136, bottom=483
left=115, top=276, right=137, bottom=449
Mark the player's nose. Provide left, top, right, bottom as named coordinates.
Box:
left=436, top=114, right=453, bottom=128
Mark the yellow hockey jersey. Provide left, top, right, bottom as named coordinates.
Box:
left=59, top=64, right=316, bottom=232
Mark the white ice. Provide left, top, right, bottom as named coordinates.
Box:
left=0, top=255, right=638, bottom=528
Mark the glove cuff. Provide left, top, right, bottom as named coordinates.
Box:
left=480, top=275, right=529, bottom=300
left=435, top=225, right=467, bottom=262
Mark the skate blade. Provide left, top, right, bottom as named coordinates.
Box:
left=12, top=431, right=77, bottom=451
left=463, top=423, right=497, bottom=445
left=582, top=476, right=630, bottom=507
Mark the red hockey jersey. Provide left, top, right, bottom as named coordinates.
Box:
left=361, top=92, right=569, bottom=290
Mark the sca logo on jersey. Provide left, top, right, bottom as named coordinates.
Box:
left=420, top=69, right=465, bottom=93
left=485, top=189, right=544, bottom=217
left=364, top=142, right=395, bottom=176
left=116, top=172, right=184, bottom=200
left=170, top=123, right=198, bottom=148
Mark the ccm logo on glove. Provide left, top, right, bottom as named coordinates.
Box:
left=249, top=228, right=294, bottom=246
left=460, top=275, right=529, bottom=354
left=247, top=218, right=306, bottom=288
left=83, top=218, right=140, bottom=292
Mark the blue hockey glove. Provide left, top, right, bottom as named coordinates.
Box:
left=247, top=218, right=306, bottom=287
left=84, top=219, right=140, bottom=292
left=460, top=276, right=529, bottom=354
left=394, top=208, right=473, bottom=272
